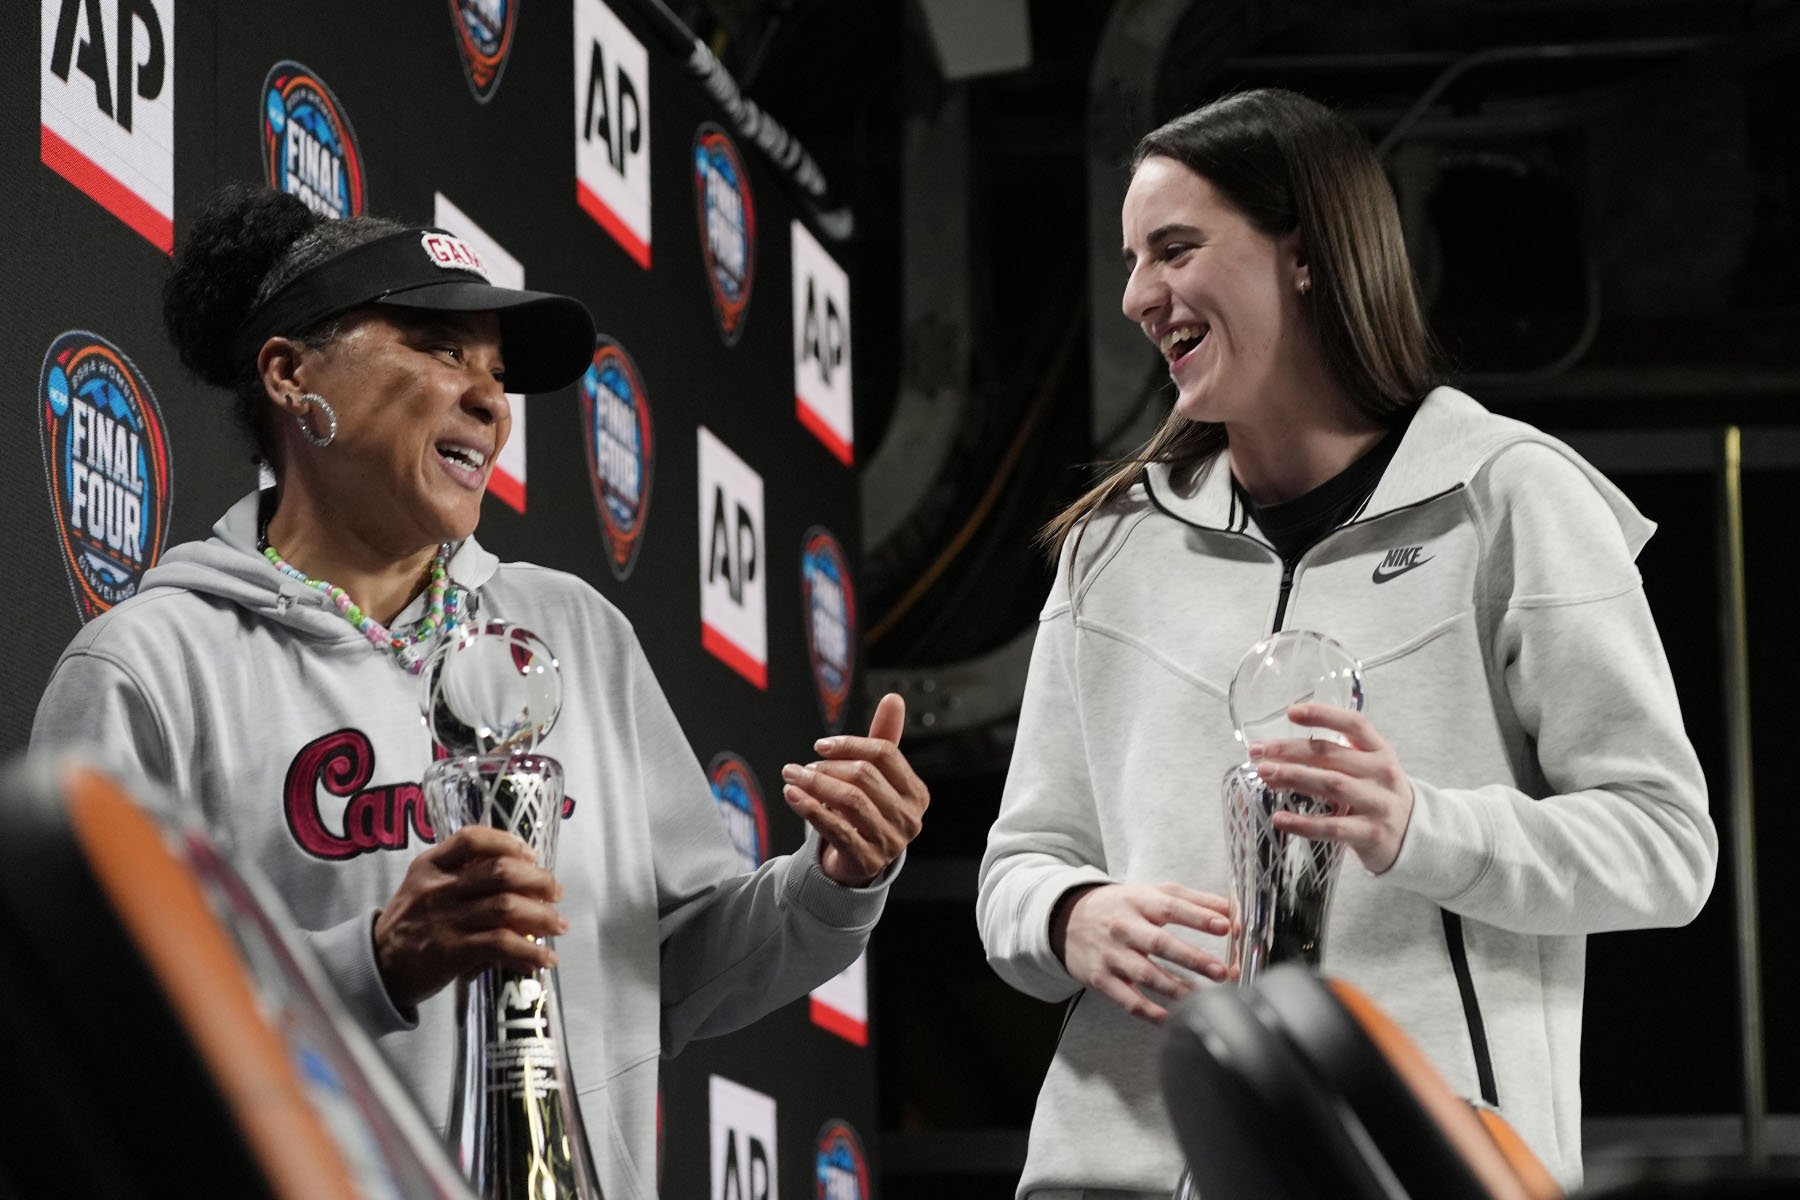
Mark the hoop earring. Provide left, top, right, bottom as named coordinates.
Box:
left=294, top=392, right=337, bottom=448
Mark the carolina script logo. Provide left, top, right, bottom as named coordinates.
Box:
left=284, top=729, right=574, bottom=861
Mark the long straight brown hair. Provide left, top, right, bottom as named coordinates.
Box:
left=1043, top=88, right=1435, bottom=558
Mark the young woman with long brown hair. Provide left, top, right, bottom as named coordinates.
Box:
left=977, top=88, right=1714, bottom=1197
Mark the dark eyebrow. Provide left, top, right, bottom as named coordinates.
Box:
left=389, top=308, right=488, bottom=340
left=1121, top=222, right=1205, bottom=266
left=411, top=315, right=480, bottom=339
left=394, top=312, right=506, bottom=368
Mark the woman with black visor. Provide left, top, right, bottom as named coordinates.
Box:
left=33, top=183, right=928, bottom=1199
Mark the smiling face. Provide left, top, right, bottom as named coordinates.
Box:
left=280, top=307, right=509, bottom=555
left=1120, top=155, right=1314, bottom=430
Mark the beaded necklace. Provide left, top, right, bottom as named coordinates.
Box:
left=259, top=536, right=462, bottom=674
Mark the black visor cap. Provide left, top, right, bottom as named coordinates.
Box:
left=234, top=229, right=597, bottom=394
left=370, top=278, right=597, bottom=394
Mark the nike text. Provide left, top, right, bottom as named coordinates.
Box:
left=1372, top=546, right=1433, bottom=583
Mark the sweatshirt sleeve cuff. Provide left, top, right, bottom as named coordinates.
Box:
left=781, top=828, right=896, bottom=930
left=303, top=909, right=419, bottom=1036
left=1002, top=865, right=1115, bottom=1001
left=1380, top=777, right=1490, bottom=902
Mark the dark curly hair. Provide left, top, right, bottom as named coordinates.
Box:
left=162, top=183, right=406, bottom=464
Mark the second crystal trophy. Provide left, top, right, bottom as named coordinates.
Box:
left=1222, top=629, right=1364, bottom=987
left=421, top=621, right=603, bottom=1199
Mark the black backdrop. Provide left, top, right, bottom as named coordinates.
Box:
left=4, top=3, right=874, bottom=1196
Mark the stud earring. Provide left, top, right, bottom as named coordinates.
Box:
left=1297, top=276, right=1312, bottom=295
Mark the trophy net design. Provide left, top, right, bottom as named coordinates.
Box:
left=1223, top=629, right=1363, bottom=987
left=421, top=621, right=604, bottom=1199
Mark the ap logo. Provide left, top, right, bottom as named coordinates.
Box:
left=710, top=1076, right=777, bottom=1200
left=791, top=220, right=853, bottom=464
left=697, top=428, right=766, bottom=689
left=575, top=0, right=651, bottom=267
left=41, top=0, right=176, bottom=251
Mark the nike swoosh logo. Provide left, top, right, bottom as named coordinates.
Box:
left=1371, top=556, right=1434, bottom=583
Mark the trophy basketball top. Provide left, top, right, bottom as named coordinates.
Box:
left=420, top=621, right=563, bottom=757
left=1228, top=630, right=1365, bottom=748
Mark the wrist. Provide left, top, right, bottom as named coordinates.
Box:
left=1048, top=883, right=1103, bottom=966
left=370, top=910, right=418, bottom=1016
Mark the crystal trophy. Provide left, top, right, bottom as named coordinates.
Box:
left=420, top=621, right=603, bottom=1199
left=1221, top=629, right=1363, bottom=987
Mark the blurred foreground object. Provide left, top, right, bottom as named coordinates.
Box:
left=0, top=754, right=474, bottom=1199
left=1163, top=963, right=1558, bottom=1199
left=1163, top=964, right=1800, bottom=1199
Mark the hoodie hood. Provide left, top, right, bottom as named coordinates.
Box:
left=138, top=490, right=502, bottom=643
left=1144, top=386, right=1656, bottom=558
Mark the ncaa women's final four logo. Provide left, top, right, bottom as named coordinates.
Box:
left=692, top=124, right=755, bottom=344
left=801, top=528, right=855, bottom=733
left=708, top=752, right=770, bottom=874
left=580, top=337, right=655, bottom=580
left=38, top=332, right=173, bottom=621
left=814, top=1121, right=871, bottom=1200
left=450, top=0, right=519, bottom=102
left=261, top=61, right=366, bottom=218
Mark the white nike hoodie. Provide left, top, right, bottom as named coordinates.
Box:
left=978, top=387, right=1716, bottom=1196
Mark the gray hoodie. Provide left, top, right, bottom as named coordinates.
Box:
left=32, top=490, right=889, bottom=1200
left=978, top=388, right=1716, bottom=1196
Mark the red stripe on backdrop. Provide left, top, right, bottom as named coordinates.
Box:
left=702, top=623, right=767, bottom=690
left=796, top=398, right=853, bottom=466
left=41, top=125, right=173, bottom=254
left=576, top=180, right=651, bottom=270
left=488, top=468, right=526, bottom=513
left=810, top=997, right=868, bottom=1046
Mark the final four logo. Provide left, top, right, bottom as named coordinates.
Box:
left=449, top=0, right=519, bottom=102
left=692, top=124, right=755, bottom=344
left=707, top=752, right=769, bottom=874
left=261, top=61, right=365, bottom=218
left=814, top=1121, right=871, bottom=1200
left=801, top=528, right=855, bottom=733
left=579, top=337, right=654, bottom=580
left=38, top=332, right=173, bottom=621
